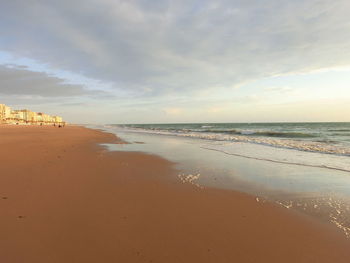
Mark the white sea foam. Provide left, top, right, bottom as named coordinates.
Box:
left=177, top=173, right=203, bottom=188
left=114, top=127, right=350, bottom=155
left=109, top=126, right=350, bottom=173
left=200, top=142, right=350, bottom=173
left=275, top=195, right=350, bottom=238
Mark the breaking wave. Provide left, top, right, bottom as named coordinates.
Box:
left=110, top=126, right=350, bottom=157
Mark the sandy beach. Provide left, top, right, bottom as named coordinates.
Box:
left=0, top=125, right=349, bottom=263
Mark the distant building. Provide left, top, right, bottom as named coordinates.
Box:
left=11, top=110, right=25, bottom=124
left=0, top=104, right=11, bottom=124
left=18, top=109, right=36, bottom=124
left=37, top=112, right=46, bottom=124
left=53, top=116, right=63, bottom=123
left=0, top=103, right=64, bottom=125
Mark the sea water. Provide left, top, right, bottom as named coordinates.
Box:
left=91, top=122, right=350, bottom=237
left=114, top=122, right=350, bottom=172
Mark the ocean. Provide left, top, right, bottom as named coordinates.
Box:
left=116, top=122, right=350, bottom=154
left=110, top=122, right=350, bottom=172
left=95, top=122, right=350, bottom=237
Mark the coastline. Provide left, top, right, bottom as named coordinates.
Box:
left=0, top=125, right=349, bottom=262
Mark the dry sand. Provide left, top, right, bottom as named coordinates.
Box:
left=0, top=125, right=349, bottom=263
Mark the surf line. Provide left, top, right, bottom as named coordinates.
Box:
left=200, top=146, right=350, bottom=173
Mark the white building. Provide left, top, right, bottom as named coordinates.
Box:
left=0, top=103, right=64, bottom=125
left=0, top=104, right=12, bottom=123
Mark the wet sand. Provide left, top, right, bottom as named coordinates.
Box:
left=0, top=125, right=349, bottom=263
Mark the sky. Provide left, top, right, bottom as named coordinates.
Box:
left=0, top=0, right=350, bottom=124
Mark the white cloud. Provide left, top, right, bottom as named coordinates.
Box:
left=163, top=107, right=183, bottom=115
left=0, top=65, right=101, bottom=97
left=1, top=0, right=350, bottom=122
left=263, top=86, right=293, bottom=93
left=1, top=0, right=350, bottom=97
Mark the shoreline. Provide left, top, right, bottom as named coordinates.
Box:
left=1, top=125, right=349, bottom=262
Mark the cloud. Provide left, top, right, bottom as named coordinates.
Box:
left=263, top=86, right=293, bottom=93
left=1, top=0, right=350, bottom=99
left=163, top=107, right=183, bottom=115
left=207, top=107, right=225, bottom=113
left=0, top=65, right=100, bottom=97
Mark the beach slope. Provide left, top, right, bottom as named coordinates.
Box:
left=0, top=125, right=349, bottom=263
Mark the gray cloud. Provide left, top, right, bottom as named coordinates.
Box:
left=0, top=65, right=97, bottom=97
left=1, top=0, right=350, bottom=97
